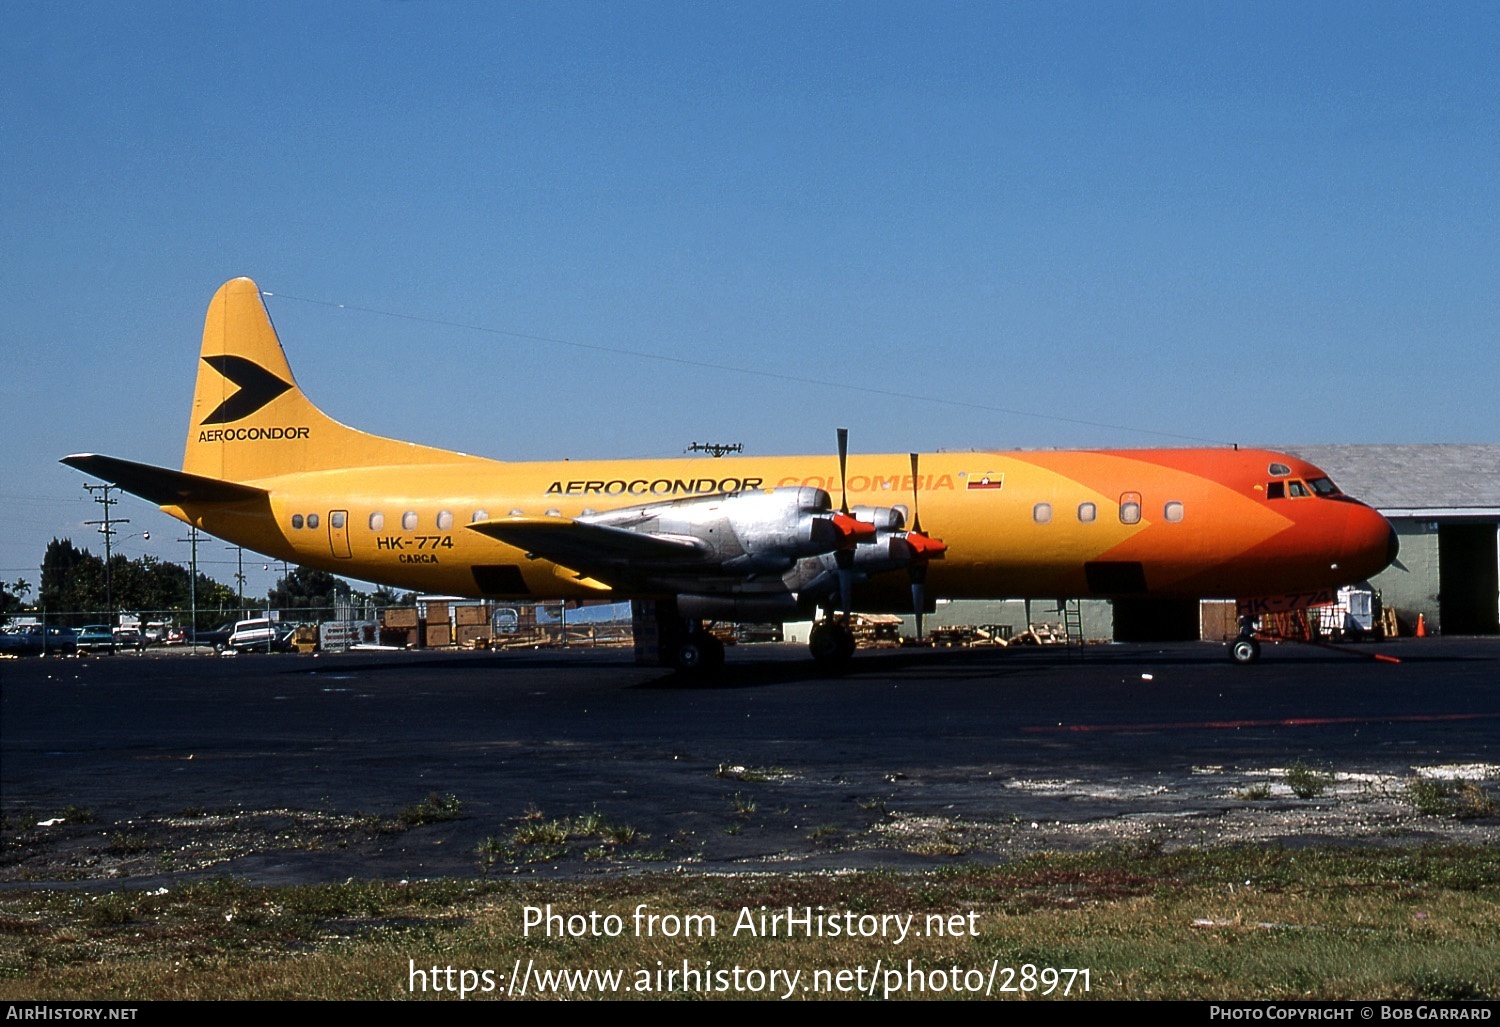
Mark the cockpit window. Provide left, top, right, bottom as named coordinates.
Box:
left=1308, top=477, right=1341, bottom=496
left=1288, top=480, right=1309, bottom=498
left=1268, top=462, right=1291, bottom=476
left=1266, top=481, right=1285, bottom=500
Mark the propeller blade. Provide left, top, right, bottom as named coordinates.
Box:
left=909, top=452, right=923, bottom=535
left=906, top=450, right=943, bottom=641
left=837, top=428, right=850, bottom=515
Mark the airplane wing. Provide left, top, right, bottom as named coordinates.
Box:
left=60, top=454, right=269, bottom=506
left=467, top=516, right=712, bottom=581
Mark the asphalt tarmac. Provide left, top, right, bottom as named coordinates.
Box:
left=2, top=637, right=1497, bottom=886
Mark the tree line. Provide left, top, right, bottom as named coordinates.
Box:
left=0, top=538, right=413, bottom=628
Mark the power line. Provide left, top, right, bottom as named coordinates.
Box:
left=262, top=290, right=1231, bottom=446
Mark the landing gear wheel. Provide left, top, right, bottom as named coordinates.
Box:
left=809, top=621, right=856, bottom=665
left=1229, top=636, right=1261, bottom=665
left=674, top=633, right=725, bottom=674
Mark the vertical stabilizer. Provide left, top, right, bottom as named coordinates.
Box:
left=182, top=278, right=472, bottom=481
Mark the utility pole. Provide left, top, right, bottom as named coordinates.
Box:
left=84, top=483, right=128, bottom=654
left=177, top=527, right=200, bottom=641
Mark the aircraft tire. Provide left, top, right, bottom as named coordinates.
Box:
left=1229, top=637, right=1261, bottom=665
left=674, top=634, right=725, bottom=674
left=809, top=622, right=856, bottom=664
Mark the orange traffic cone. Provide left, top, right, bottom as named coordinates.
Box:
left=1415, top=613, right=1427, bottom=638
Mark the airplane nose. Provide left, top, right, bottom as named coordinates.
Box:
left=1341, top=503, right=1398, bottom=581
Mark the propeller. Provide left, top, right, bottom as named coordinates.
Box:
left=904, top=452, right=947, bottom=640
left=833, top=428, right=855, bottom=617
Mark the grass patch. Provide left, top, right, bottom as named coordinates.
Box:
left=481, top=810, right=651, bottom=871
left=910, top=836, right=967, bottom=857
left=396, top=792, right=463, bottom=827
left=7, top=847, right=1495, bottom=999
left=511, top=819, right=569, bottom=847
left=103, top=830, right=151, bottom=856
left=1409, top=777, right=1497, bottom=819
left=1237, top=783, right=1273, bottom=801
left=1285, top=761, right=1331, bottom=799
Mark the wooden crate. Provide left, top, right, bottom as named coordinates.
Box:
left=1200, top=601, right=1238, bottom=641
left=456, top=624, right=489, bottom=646
left=424, top=623, right=452, bottom=648
left=455, top=604, right=489, bottom=626
left=383, top=607, right=419, bottom=629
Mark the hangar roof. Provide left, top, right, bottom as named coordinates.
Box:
left=1286, top=444, right=1500, bottom=515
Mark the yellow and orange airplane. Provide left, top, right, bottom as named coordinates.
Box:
left=64, top=278, right=1398, bottom=668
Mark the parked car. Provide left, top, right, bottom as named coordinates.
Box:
left=112, top=627, right=146, bottom=650
left=0, top=625, right=77, bottom=655
left=76, top=624, right=116, bottom=654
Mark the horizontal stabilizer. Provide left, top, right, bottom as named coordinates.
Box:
left=468, top=516, right=709, bottom=570
left=60, top=454, right=269, bottom=506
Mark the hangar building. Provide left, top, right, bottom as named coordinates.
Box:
left=1290, top=444, right=1500, bottom=635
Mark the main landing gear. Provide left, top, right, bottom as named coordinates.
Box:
left=672, top=629, right=726, bottom=673
left=809, top=616, right=857, bottom=666
left=658, top=614, right=726, bottom=674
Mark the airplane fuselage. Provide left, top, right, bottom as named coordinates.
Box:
left=174, top=445, right=1396, bottom=609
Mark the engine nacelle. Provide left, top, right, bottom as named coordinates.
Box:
left=851, top=504, right=905, bottom=532
left=583, top=486, right=848, bottom=569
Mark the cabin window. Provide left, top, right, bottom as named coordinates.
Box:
left=291, top=514, right=304, bottom=530
left=369, top=512, right=384, bottom=531
left=402, top=511, right=418, bottom=531
left=1267, top=481, right=1285, bottom=500
left=330, top=511, right=345, bottom=529
left=1269, top=462, right=1291, bottom=476
left=1164, top=501, right=1184, bottom=522
left=1033, top=502, right=1052, bottom=524
left=471, top=510, right=489, bottom=523
left=437, top=510, right=454, bottom=530
left=1119, top=492, right=1142, bottom=525
left=307, top=513, right=319, bottom=529
left=1077, top=502, right=1096, bottom=523
left=1288, top=480, right=1309, bottom=498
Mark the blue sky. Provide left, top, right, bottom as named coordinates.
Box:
left=4, top=1, right=1497, bottom=599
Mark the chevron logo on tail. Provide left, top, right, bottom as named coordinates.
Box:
left=200, top=355, right=294, bottom=424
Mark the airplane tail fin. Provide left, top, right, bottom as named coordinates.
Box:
left=183, top=278, right=472, bottom=482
